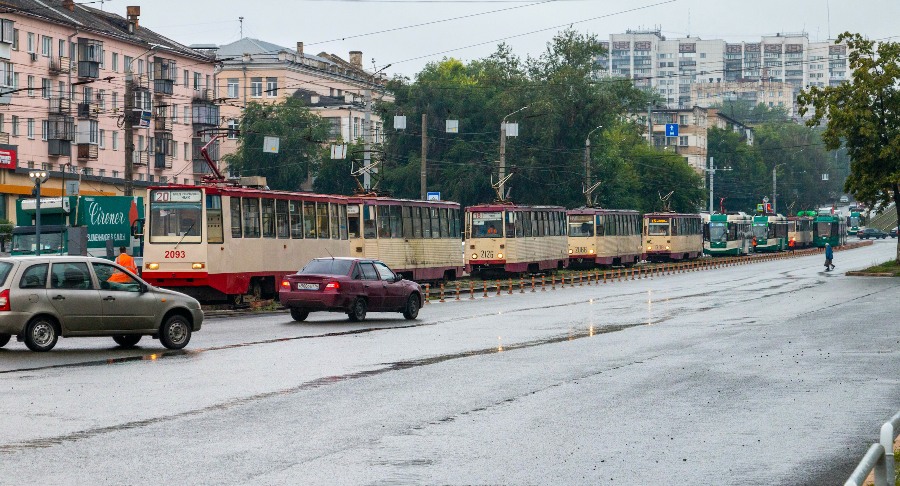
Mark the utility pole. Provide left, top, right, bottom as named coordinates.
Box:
left=772, top=166, right=777, bottom=215
left=647, top=104, right=653, bottom=146
left=584, top=125, right=602, bottom=207
left=420, top=113, right=427, bottom=200
left=498, top=121, right=507, bottom=199
left=363, top=86, right=372, bottom=190
left=124, top=70, right=134, bottom=196
left=705, top=157, right=730, bottom=214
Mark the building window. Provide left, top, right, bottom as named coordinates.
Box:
left=83, top=167, right=92, bottom=176
left=27, top=161, right=33, bottom=169
left=41, top=120, right=48, bottom=141
left=183, top=106, right=189, bottom=122
left=99, top=129, right=105, bottom=148
left=172, top=103, right=178, bottom=123
left=183, top=69, right=188, bottom=86
left=41, top=162, right=50, bottom=171
left=159, top=176, right=167, bottom=184
left=111, top=52, right=118, bottom=72
left=26, top=118, right=34, bottom=139
left=266, top=77, right=277, bottom=97
left=184, top=142, right=189, bottom=160
left=353, top=117, right=360, bottom=139
left=250, top=77, right=262, bottom=97
left=11, top=28, right=18, bottom=50
left=113, top=170, right=119, bottom=178
left=137, top=59, right=144, bottom=75
left=679, top=135, right=688, bottom=146
left=11, top=115, right=18, bottom=136
left=26, top=32, right=34, bottom=53
left=26, top=75, right=33, bottom=97
left=123, top=55, right=132, bottom=72
left=138, top=135, right=144, bottom=152
left=137, top=173, right=144, bottom=181
left=148, top=174, right=154, bottom=183
left=193, top=72, right=200, bottom=90
left=228, top=119, right=238, bottom=139
left=99, top=169, right=105, bottom=177
left=227, top=78, right=238, bottom=98
left=112, top=91, right=118, bottom=110
left=112, top=131, right=118, bottom=150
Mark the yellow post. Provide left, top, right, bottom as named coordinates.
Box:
left=424, top=283, right=430, bottom=304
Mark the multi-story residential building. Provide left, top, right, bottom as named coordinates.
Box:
left=690, top=80, right=796, bottom=117
left=631, top=106, right=754, bottom=173
left=0, top=1, right=217, bottom=222
left=603, top=29, right=849, bottom=111
left=213, top=38, right=389, bottom=189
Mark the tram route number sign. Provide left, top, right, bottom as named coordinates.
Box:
left=649, top=218, right=668, bottom=224
left=665, top=123, right=679, bottom=137
left=152, top=190, right=202, bottom=203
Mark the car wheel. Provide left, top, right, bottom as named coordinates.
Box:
left=159, top=315, right=192, bottom=350
left=112, top=334, right=142, bottom=349
left=402, top=294, right=420, bottom=320
left=0, top=333, right=10, bottom=348
left=290, top=308, right=309, bottom=322
left=348, top=298, right=367, bottom=322
left=24, top=317, right=58, bottom=352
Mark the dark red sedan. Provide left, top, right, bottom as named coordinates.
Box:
left=279, top=258, right=425, bottom=322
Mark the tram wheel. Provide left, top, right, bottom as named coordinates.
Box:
left=228, top=294, right=244, bottom=306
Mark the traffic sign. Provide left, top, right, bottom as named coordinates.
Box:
left=426, top=192, right=441, bottom=201
left=665, top=123, right=679, bottom=137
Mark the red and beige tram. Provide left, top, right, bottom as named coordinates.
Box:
left=643, top=212, right=704, bottom=262
left=142, top=185, right=463, bottom=303
left=465, top=204, right=568, bottom=277
left=567, top=208, right=642, bottom=267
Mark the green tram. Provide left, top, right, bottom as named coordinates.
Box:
left=813, top=209, right=848, bottom=247
left=847, top=210, right=863, bottom=236
left=751, top=214, right=790, bottom=252
left=704, top=213, right=753, bottom=256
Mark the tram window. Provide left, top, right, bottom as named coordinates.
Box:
left=242, top=198, right=260, bottom=238
left=648, top=219, right=670, bottom=236
left=421, top=208, right=431, bottom=238
left=207, top=195, right=224, bottom=244
left=261, top=199, right=275, bottom=238
left=401, top=207, right=413, bottom=239
left=347, top=205, right=360, bottom=238
left=290, top=201, right=303, bottom=239
left=317, top=202, right=330, bottom=239
left=276, top=199, right=289, bottom=239
left=377, top=206, right=391, bottom=238
left=339, top=204, right=348, bottom=240
left=330, top=203, right=340, bottom=240
left=230, top=197, right=242, bottom=239
left=452, top=209, right=460, bottom=238
left=303, top=202, right=316, bottom=238
left=530, top=212, right=538, bottom=237
left=440, top=208, right=450, bottom=238
left=389, top=206, right=402, bottom=238
left=412, top=207, right=423, bottom=238
left=514, top=211, right=524, bottom=237
left=363, top=205, right=377, bottom=239
left=430, top=208, right=441, bottom=239
left=595, top=215, right=604, bottom=236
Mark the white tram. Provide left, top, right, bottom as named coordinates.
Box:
left=567, top=208, right=642, bottom=267
left=465, top=204, right=568, bottom=277
left=142, top=185, right=464, bottom=303
left=643, top=212, right=704, bottom=262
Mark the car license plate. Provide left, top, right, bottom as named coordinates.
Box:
left=296, top=283, right=319, bottom=290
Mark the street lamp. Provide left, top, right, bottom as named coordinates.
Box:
left=584, top=125, right=603, bottom=206
left=498, top=106, right=528, bottom=200
left=29, top=171, right=50, bottom=256
left=772, top=163, right=787, bottom=214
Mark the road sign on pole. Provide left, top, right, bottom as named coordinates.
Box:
left=426, top=192, right=441, bottom=201
left=665, top=123, right=679, bottom=137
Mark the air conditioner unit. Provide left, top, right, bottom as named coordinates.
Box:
left=29, top=52, right=37, bottom=62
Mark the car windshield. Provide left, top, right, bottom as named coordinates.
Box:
left=299, top=259, right=353, bottom=276
left=0, top=261, right=12, bottom=286
left=11, top=232, right=64, bottom=254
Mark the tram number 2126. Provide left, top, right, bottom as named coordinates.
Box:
left=164, top=250, right=186, bottom=259
left=480, top=250, right=494, bottom=259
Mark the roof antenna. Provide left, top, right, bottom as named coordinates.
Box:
left=239, top=17, right=244, bottom=38
left=324, top=247, right=334, bottom=260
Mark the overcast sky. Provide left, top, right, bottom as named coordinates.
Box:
left=113, top=0, right=899, bottom=76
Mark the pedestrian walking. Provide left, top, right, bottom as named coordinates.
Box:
left=109, top=246, right=138, bottom=283
left=788, top=238, right=795, bottom=253
left=824, top=243, right=835, bottom=271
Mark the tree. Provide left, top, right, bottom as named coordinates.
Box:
left=708, top=127, right=767, bottom=213
left=710, top=99, right=790, bottom=124
left=798, top=33, right=900, bottom=262
left=223, top=97, right=331, bottom=191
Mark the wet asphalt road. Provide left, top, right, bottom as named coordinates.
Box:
left=0, top=240, right=898, bottom=485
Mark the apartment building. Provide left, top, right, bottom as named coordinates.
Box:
left=602, top=29, right=849, bottom=110
left=0, top=1, right=217, bottom=222
left=632, top=106, right=754, bottom=173
left=213, top=38, right=389, bottom=187
left=690, top=80, right=796, bottom=117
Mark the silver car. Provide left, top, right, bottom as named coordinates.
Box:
left=0, top=256, right=203, bottom=352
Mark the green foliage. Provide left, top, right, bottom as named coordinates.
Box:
left=223, top=97, right=331, bottom=191
left=797, top=32, right=900, bottom=261
left=377, top=30, right=703, bottom=211
left=710, top=100, right=790, bottom=124
left=0, top=218, right=11, bottom=252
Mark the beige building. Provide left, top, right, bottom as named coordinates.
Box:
left=690, top=80, right=796, bottom=117
left=213, top=38, right=389, bottom=188
left=632, top=106, right=754, bottom=173
left=0, top=1, right=217, bottom=222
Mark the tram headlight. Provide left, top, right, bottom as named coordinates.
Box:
left=192, top=263, right=206, bottom=270
left=646, top=245, right=651, bottom=251
left=589, top=249, right=595, bottom=254
left=472, top=253, right=478, bottom=259
left=666, top=246, right=670, bottom=250
left=497, top=253, right=503, bottom=259
left=146, top=263, right=159, bottom=270
left=568, top=249, right=574, bottom=254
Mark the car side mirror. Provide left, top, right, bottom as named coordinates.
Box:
left=140, top=283, right=149, bottom=293
left=394, top=274, right=403, bottom=282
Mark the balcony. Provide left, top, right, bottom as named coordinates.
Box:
left=132, top=151, right=148, bottom=166
left=49, top=56, right=71, bottom=75
left=48, top=139, right=71, bottom=157
left=154, top=153, right=173, bottom=169
left=192, top=88, right=214, bottom=102
left=153, top=56, right=177, bottom=96
left=192, top=137, right=220, bottom=162
left=47, top=115, right=74, bottom=142
left=77, top=102, right=98, bottom=120
left=192, top=160, right=215, bottom=175
left=191, top=103, right=219, bottom=128
left=49, top=95, right=71, bottom=115
left=76, top=143, right=98, bottom=161
left=0, top=131, right=8, bottom=144
left=76, top=38, right=102, bottom=79
left=154, top=116, right=173, bottom=132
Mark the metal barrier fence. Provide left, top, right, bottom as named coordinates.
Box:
left=845, top=410, right=900, bottom=486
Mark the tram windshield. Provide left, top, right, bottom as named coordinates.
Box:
left=848, top=216, right=860, bottom=227
left=816, top=222, right=835, bottom=236
left=752, top=223, right=769, bottom=239
left=149, top=189, right=203, bottom=243
left=708, top=222, right=728, bottom=242
left=568, top=215, right=594, bottom=237
left=647, top=219, right=669, bottom=236
left=471, top=212, right=503, bottom=238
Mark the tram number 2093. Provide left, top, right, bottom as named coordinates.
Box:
left=164, top=250, right=186, bottom=259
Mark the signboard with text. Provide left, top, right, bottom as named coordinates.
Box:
left=0, top=146, right=16, bottom=170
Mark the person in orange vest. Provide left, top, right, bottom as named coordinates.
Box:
left=788, top=238, right=796, bottom=253
left=109, top=247, right=138, bottom=283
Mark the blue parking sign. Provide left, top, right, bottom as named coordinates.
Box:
left=665, top=123, right=679, bottom=137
